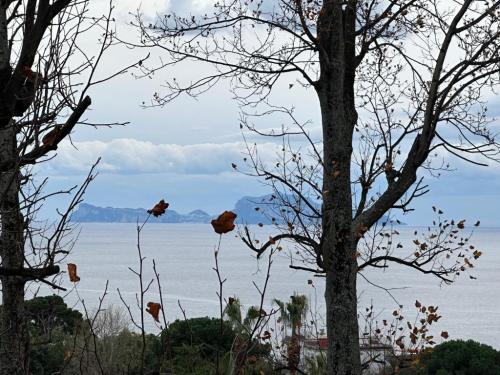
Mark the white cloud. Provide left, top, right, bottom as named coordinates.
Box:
left=190, top=0, right=217, bottom=11
left=45, top=138, right=278, bottom=175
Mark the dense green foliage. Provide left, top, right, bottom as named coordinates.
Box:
left=160, top=317, right=236, bottom=374
left=419, top=340, right=500, bottom=375
left=25, top=296, right=83, bottom=374
left=22, top=298, right=272, bottom=374
left=25, top=295, right=83, bottom=336
left=29, top=338, right=65, bottom=375
left=164, top=316, right=236, bottom=359
left=160, top=316, right=272, bottom=374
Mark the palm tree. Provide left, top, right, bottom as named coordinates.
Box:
left=223, top=298, right=262, bottom=374
left=223, top=298, right=261, bottom=335
left=274, top=294, right=308, bottom=374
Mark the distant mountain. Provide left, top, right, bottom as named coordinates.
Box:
left=233, top=194, right=308, bottom=225
left=71, top=203, right=212, bottom=223
left=233, top=195, right=277, bottom=224
left=232, top=195, right=404, bottom=225
left=72, top=197, right=404, bottom=225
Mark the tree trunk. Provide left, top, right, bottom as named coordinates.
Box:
left=320, top=95, right=361, bottom=374
left=324, top=261, right=360, bottom=375
left=321, top=120, right=362, bottom=375
left=0, top=121, right=29, bottom=375
left=316, top=31, right=361, bottom=371
left=316, top=1, right=361, bottom=372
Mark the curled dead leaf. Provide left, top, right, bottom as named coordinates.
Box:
left=67, top=263, right=80, bottom=282
left=148, top=199, right=169, bottom=217
left=146, top=302, right=161, bottom=322
left=211, top=211, right=237, bottom=234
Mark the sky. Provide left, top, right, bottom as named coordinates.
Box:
left=37, top=0, right=500, bottom=227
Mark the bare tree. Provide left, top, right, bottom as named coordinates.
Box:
left=0, top=1, right=139, bottom=373
left=132, top=1, right=500, bottom=373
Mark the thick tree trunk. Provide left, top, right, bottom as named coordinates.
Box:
left=0, top=279, right=28, bottom=375
left=324, top=261, right=360, bottom=374
left=316, top=2, right=361, bottom=373
left=0, top=122, right=29, bottom=375
left=322, top=126, right=362, bottom=375
left=319, top=95, right=361, bottom=374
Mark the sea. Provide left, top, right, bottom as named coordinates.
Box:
left=34, top=223, right=500, bottom=349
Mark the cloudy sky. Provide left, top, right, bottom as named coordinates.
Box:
left=38, top=0, right=500, bottom=226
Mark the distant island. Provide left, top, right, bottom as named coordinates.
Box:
left=71, top=195, right=403, bottom=225
left=71, top=195, right=281, bottom=224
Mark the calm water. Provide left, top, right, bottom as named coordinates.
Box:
left=35, top=223, right=500, bottom=348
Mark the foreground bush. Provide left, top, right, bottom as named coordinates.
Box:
left=419, top=339, right=500, bottom=375
left=160, top=317, right=236, bottom=374
left=22, top=296, right=275, bottom=374
left=163, top=317, right=236, bottom=359
left=160, top=316, right=272, bottom=374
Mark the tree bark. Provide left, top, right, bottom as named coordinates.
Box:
left=319, top=90, right=361, bottom=374
left=0, top=121, right=29, bottom=375
left=316, top=1, right=361, bottom=373
left=0, top=5, right=29, bottom=374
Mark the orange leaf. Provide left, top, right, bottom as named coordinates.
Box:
left=211, top=211, right=237, bottom=234
left=146, top=302, right=161, bottom=322
left=441, top=331, right=449, bottom=339
left=148, top=199, right=169, bottom=217
left=67, top=263, right=80, bottom=282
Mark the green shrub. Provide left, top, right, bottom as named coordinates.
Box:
left=24, top=296, right=83, bottom=374
left=419, top=339, right=500, bottom=375
left=25, top=295, right=83, bottom=337
left=163, top=316, right=236, bottom=359
left=29, top=338, right=65, bottom=375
